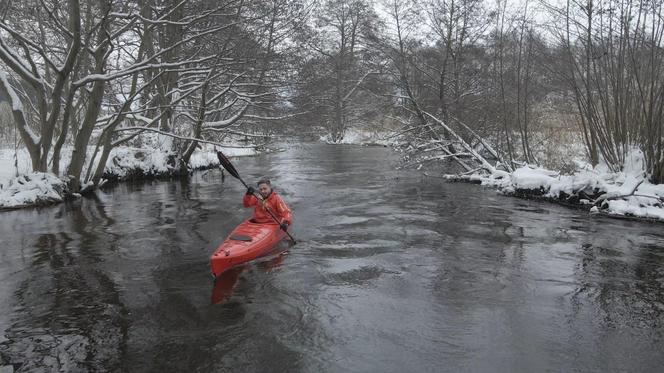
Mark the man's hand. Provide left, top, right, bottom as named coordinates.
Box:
left=246, top=186, right=255, bottom=195
left=280, top=221, right=289, bottom=231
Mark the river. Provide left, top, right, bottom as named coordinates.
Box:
left=1, top=143, right=664, bottom=372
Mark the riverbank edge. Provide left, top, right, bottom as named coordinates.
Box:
left=0, top=149, right=262, bottom=212
left=436, top=173, right=664, bottom=225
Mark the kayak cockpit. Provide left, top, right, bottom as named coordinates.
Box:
left=230, top=235, right=252, bottom=241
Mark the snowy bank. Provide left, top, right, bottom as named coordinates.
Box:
left=100, top=145, right=254, bottom=181
left=0, top=144, right=256, bottom=210
left=320, top=128, right=396, bottom=146
left=0, top=172, right=67, bottom=209
left=442, top=149, right=664, bottom=223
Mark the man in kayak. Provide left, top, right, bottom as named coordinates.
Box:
left=244, top=177, right=292, bottom=231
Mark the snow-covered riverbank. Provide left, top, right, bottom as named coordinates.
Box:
left=442, top=150, right=664, bottom=222
left=0, top=172, right=67, bottom=209
left=319, top=129, right=664, bottom=223
left=320, top=128, right=396, bottom=146
left=0, top=145, right=256, bottom=210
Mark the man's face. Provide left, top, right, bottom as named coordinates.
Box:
left=258, top=183, right=272, bottom=197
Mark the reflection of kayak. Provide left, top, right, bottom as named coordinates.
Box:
left=210, top=219, right=287, bottom=277
left=210, top=250, right=288, bottom=305
left=210, top=266, right=245, bottom=304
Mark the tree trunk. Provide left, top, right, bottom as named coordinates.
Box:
left=67, top=77, right=105, bottom=190
left=37, top=0, right=81, bottom=171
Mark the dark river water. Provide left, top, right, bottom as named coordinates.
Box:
left=1, top=143, right=664, bottom=372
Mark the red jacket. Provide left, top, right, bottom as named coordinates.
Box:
left=243, top=191, right=292, bottom=224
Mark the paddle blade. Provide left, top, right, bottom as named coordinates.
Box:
left=216, top=151, right=241, bottom=179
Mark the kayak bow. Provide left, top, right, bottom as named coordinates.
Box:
left=210, top=220, right=286, bottom=277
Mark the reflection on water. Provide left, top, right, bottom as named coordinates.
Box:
left=211, top=246, right=290, bottom=305
left=0, top=196, right=128, bottom=372
left=1, top=143, right=664, bottom=372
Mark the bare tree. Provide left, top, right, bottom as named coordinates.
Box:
left=0, top=0, right=82, bottom=172
left=425, top=0, right=488, bottom=122
left=550, top=0, right=664, bottom=182
left=298, top=0, right=380, bottom=142
left=0, top=0, right=306, bottom=191
left=492, top=0, right=545, bottom=164
left=374, top=0, right=506, bottom=174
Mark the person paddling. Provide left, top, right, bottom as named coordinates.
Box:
left=244, top=177, right=292, bottom=231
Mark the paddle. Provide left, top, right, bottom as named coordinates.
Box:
left=216, top=150, right=297, bottom=244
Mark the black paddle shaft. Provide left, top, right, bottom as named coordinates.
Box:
left=216, top=151, right=297, bottom=244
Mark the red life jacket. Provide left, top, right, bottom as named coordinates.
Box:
left=243, top=191, right=292, bottom=224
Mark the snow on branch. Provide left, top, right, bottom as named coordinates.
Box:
left=213, top=129, right=283, bottom=138
left=204, top=97, right=239, bottom=117
left=0, top=37, right=43, bottom=88
left=73, top=19, right=229, bottom=86
left=136, top=7, right=230, bottom=26
left=450, top=116, right=512, bottom=173
left=38, top=0, right=74, bottom=39
left=73, top=56, right=215, bottom=86
left=422, top=111, right=497, bottom=174
left=114, top=126, right=262, bottom=148
left=150, top=0, right=190, bottom=23
left=401, top=153, right=473, bottom=168
left=204, top=73, right=245, bottom=105
left=593, top=180, right=645, bottom=206
left=0, top=22, right=60, bottom=72
left=0, top=71, right=39, bottom=146
left=202, top=104, right=249, bottom=129
left=342, top=71, right=379, bottom=102
left=388, top=121, right=436, bottom=138
left=241, top=112, right=307, bottom=121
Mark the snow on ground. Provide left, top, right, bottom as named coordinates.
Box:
left=189, top=144, right=255, bottom=169
left=88, top=142, right=256, bottom=180
left=0, top=142, right=256, bottom=209
left=320, top=128, right=396, bottom=146
left=510, top=167, right=558, bottom=190
left=0, top=172, right=67, bottom=209
left=102, top=146, right=173, bottom=179
left=464, top=148, right=664, bottom=222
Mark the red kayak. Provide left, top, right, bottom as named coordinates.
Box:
left=210, top=219, right=287, bottom=277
